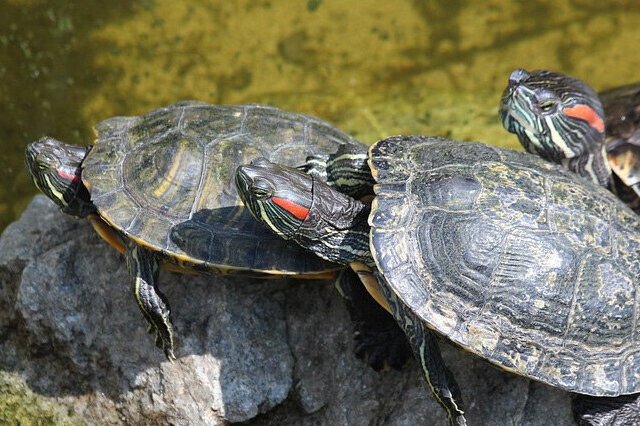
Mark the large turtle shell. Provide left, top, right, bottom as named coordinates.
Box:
left=82, top=102, right=360, bottom=275
left=369, top=135, right=640, bottom=396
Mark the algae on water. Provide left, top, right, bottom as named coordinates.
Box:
left=1, top=0, right=640, bottom=230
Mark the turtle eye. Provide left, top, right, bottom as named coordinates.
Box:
left=534, top=89, right=559, bottom=113
left=250, top=177, right=273, bottom=200
left=539, top=99, right=557, bottom=112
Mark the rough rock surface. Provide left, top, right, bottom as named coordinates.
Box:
left=0, top=196, right=574, bottom=425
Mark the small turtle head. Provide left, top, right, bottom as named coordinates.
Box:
left=25, top=137, right=94, bottom=217
left=499, top=69, right=611, bottom=186
left=235, top=158, right=313, bottom=239
left=500, top=69, right=605, bottom=162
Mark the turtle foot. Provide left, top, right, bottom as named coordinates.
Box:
left=353, top=318, right=411, bottom=371
left=334, top=268, right=411, bottom=371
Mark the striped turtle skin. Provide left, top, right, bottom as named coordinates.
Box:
left=370, top=136, right=640, bottom=397
left=500, top=69, right=640, bottom=209
left=25, top=101, right=366, bottom=359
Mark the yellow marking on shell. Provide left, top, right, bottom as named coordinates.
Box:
left=350, top=261, right=392, bottom=313
left=507, top=344, right=540, bottom=375
left=586, top=364, right=620, bottom=394
left=466, top=321, right=499, bottom=353
left=424, top=299, right=457, bottom=335
left=541, top=362, right=577, bottom=387
left=43, top=174, right=65, bottom=203
left=495, top=362, right=527, bottom=377
left=152, top=139, right=187, bottom=198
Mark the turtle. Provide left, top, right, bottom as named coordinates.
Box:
left=500, top=69, right=640, bottom=423
left=499, top=68, right=640, bottom=210
left=235, top=135, right=640, bottom=425
left=24, top=101, right=409, bottom=365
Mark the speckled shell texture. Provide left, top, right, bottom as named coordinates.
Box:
left=370, top=135, right=640, bottom=396
left=82, top=102, right=359, bottom=274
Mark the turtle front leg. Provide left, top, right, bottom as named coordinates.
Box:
left=125, top=241, right=175, bottom=361
left=379, top=277, right=467, bottom=426
left=572, top=392, right=640, bottom=425
left=334, top=268, right=411, bottom=371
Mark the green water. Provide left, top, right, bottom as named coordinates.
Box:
left=2, top=0, right=640, bottom=231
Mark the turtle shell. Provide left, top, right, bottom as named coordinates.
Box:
left=369, top=135, right=640, bottom=396
left=82, top=101, right=360, bottom=275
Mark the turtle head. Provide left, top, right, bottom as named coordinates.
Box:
left=235, top=157, right=371, bottom=265
left=235, top=157, right=313, bottom=240
left=500, top=69, right=610, bottom=186
left=25, top=137, right=95, bottom=217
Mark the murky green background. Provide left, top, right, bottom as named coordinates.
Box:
left=2, top=0, right=640, bottom=232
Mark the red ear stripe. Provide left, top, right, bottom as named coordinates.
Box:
left=562, top=104, right=605, bottom=133
left=57, top=168, right=80, bottom=183
left=272, top=197, right=310, bottom=220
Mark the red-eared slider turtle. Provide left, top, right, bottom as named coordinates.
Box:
left=500, top=69, right=640, bottom=424
left=25, top=101, right=402, bottom=362
left=235, top=135, right=640, bottom=425
left=500, top=69, right=640, bottom=210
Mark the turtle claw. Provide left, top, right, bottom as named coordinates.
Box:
left=151, top=325, right=176, bottom=361
left=164, top=347, right=176, bottom=362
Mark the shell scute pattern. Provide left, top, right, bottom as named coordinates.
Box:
left=370, top=135, right=640, bottom=395
left=407, top=136, right=502, bottom=170
left=410, top=172, right=482, bottom=212
left=83, top=103, right=359, bottom=274
left=126, top=106, right=181, bottom=147
left=179, top=104, right=245, bottom=144
left=91, top=115, right=136, bottom=140
left=242, top=106, right=311, bottom=153
left=124, top=131, right=204, bottom=220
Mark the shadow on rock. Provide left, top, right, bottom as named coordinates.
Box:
left=0, top=196, right=575, bottom=425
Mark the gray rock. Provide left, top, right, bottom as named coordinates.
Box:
left=0, top=196, right=574, bottom=425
